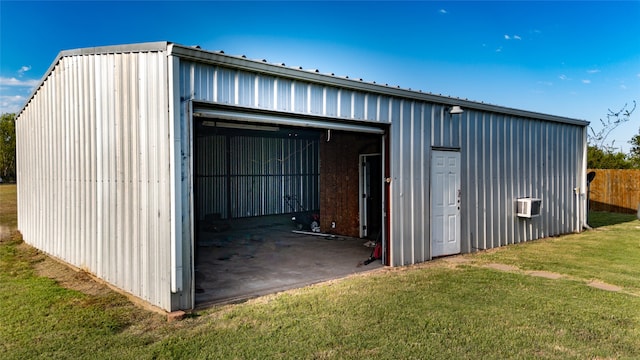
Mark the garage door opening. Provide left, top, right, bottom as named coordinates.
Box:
left=192, top=116, right=387, bottom=306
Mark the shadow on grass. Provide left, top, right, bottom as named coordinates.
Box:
left=587, top=211, right=638, bottom=228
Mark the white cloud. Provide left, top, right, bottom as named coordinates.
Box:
left=504, top=34, right=521, bottom=40
left=0, top=95, right=26, bottom=114
left=439, top=9, right=447, bottom=14
left=559, top=74, right=569, bottom=80
left=513, top=35, right=522, bottom=40
left=18, top=65, right=32, bottom=76
left=582, top=79, right=591, bottom=84
left=496, top=47, right=503, bottom=53
left=586, top=69, right=600, bottom=74
left=0, top=77, right=38, bottom=87
left=504, top=35, right=510, bottom=40
left=620, top=84, right=628, bottom=90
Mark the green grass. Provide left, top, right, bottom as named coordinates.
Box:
left=588, top=211, right=638, bottom=228
left=0, top=184, right=17, bottom=230
left=1, top=183, right=639, bottom=359
left=473, top=213, right=640, bottom=294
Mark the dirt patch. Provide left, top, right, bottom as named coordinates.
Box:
left=0, top=225, right=12, bottom=242
left=31, top=250, right=113, bottom=297
left=478, top=262, right=628, bottom=294
left=444, top=256, right=473, bottom=264
left=587, top=281, right=622, bottom=292
left=441, top=256, right=474, bottom=269
left=484, top=263, right=520, bottom=272
left=526, top=271, right=564, bottom=280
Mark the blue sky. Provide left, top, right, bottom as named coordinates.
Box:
left=1, top=1, right=639, bottom=151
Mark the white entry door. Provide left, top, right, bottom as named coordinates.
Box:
left=431, top=150, right=461, bottom=257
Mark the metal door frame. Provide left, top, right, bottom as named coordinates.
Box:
left=430, top=149, right=461, bottom=257
left=359, top=153, right=381, bottom=238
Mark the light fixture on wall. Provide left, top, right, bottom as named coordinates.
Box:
left=449, top=105, right=464, bottom=115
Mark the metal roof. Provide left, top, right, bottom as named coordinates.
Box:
left=18, top=41, right=589, bottom=127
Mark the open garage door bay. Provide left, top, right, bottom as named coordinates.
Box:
left=191, top=108, right=387, bottom=306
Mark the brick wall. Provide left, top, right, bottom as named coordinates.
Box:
left=319, top=131, right=380, bottom=237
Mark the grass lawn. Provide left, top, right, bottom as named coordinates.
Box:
left=472, top=212, right=640, bottom=294
left=0, top=184, right=17, bottom=231
left=1, top=183, right=639, bottom=359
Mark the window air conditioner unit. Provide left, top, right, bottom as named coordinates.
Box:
left=516, top=198, right=542, bottom=218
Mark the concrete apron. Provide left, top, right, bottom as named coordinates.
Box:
left=195, top=215, right=383, bottom=307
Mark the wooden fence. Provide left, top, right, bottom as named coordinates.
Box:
left=587, top=169, right=640, bottom=214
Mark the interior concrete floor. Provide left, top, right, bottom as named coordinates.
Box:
left=195, top=214, right=383, bottom=307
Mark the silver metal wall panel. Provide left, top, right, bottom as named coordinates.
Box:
left=195, top=134, right=228, bottom=218
left=16, top=50, right=174, bottom=311
left=389, top=105, right=584, bottom=266
left=365, top=94, right=378, bottom=121
left=237, top=71, right=255, bottom=107
left=325, top=87, right=338, bottom=117
left=16, top=43, right=588, bottom=312
left=181, top=60, right=396, bottom=126
left=457, top=111, right=583, bottom=255
left=178, top=58, right=586, bottom=270
left=353, top=92, right=365, bottom=120
left=293, top=81, right=307, bottom=113
left=257, top=75, right=275, bottom=109
left=276, top=78, right=292, bottom=112
left=390, top=100, right=433, bottom=266
left=309, top=84, right=324, bottom=116
left=378, top=96, right=391, bottom=123
left=431, top=106, right=461, bottom=148
left=337, top=89, right=349, bottom=118
left=195, top=134, right=319, bottom=220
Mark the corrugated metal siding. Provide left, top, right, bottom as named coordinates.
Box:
left=195, top=134, right=228, bottom=218
left=231, top=136, right=319, bottom=217
left=14, top=43, right=587, bottom=313
left=195, top=134, right=319, bottom=219
left=179, top=59, right=586, bottom=268
left=389, top=100, right=432, bottom=266
left=16, top=50, right=174, bottom=311
left=390, top=106, right=584, bottom=266
left=180, top=61, right=394, bottom=124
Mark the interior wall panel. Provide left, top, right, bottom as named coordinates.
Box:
left=195, top=133, right=319, bottom=220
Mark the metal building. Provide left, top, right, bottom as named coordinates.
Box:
left=16, top=42, right=589, bottom=312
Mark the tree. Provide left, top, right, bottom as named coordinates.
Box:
left=588, top=101, right=636, bottom=152
left=0, top=113, right=16, bottom=182
left=587, top=145, right=632, bottom=169
left=587, top=101, right=637, bottom=169
left=629, top=127, right=640, bottom=168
